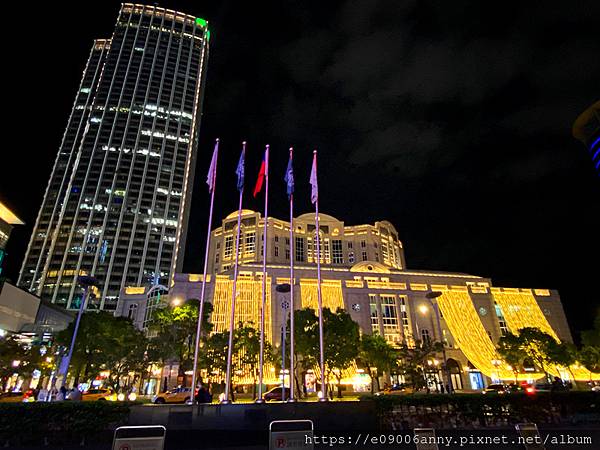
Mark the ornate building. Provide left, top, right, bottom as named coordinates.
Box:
left=117, top=210, right=596, bottom=392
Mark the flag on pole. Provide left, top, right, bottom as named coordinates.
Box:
left=206, top=139, right=219, bottom=193
left=284, top=149, right=294, bottom=200
left=253, top=149, right=267, bottom=197
left=236, top=143, right=246, bottom=192
left=310, top=151, right=318, bottom=204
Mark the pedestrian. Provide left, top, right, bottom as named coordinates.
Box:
left=57, top=386, right=67, bottom=401
left=70, top=387, right=82, bottom=401
left=37, top=386, right=49, bottom=402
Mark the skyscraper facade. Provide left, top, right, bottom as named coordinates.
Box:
left=18, top=4, right=210, bottom=310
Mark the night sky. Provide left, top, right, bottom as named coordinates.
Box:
left=1, top=1, right=598, bottom=338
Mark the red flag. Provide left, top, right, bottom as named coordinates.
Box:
left=253, top=151, right=267, bottom=197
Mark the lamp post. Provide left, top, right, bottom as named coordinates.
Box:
left=425, top=291, right=451, bottom=393
left=276, top=283, right=291, bottom=402
left=58, top=276, right=98, bottom=388
left=491, top=359, right=502, bottom=383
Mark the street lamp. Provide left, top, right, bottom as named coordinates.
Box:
left=57, top=276, right=98, bottom=389
left=425, top=291, right=451, bottom=393
left=491, top=359, right=502, bottom=382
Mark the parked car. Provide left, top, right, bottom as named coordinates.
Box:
left=264, top=386, right=285, bottom=401
left=82, top=388, right=117, bottom=401
left=375, top=384, right=414, bottom=396
left=0, top=392, right=25, bottom=403
left=153, top=387, right=193, bottom=404
left=483, top=383, right=509, bottom=394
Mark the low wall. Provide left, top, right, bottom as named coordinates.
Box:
left=129, top=400, right=378, bottom=431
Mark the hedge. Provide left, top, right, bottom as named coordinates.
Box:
left=0, top=401, right=133, bottom=447
left=362, top=391, right=600, bottom=429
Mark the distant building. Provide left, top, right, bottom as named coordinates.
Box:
left=18, top=4, right=210, bottom=312
left=0, top=281, right=72, bottom=339
left=573, top=100, right=600, bottom=175
left=0, top=200, right=24, bottom=276
left=117, top=211, right=591, bottom=392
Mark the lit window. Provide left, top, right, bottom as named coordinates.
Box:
left=224, top=236, right=233, bottom=259
left=332, top=239, right=343, bottom=264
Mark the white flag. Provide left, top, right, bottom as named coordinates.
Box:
left=206, top=139, right=219, bottom=193
left=310, top=151, right=318, bottom=204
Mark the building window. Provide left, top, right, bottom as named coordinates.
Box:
left=295, top=237, right=305, bottom=262
left=361, top=240, right=366, bottom=248
left=348, top=251, right=355, bottom=264
left=245, top=231, right=256, bottom=255
left=285, top=248, right=290, bottom=260
left=332, top=239, right=343, bottom=264
left=215, top=252, right=220, bottom=264
left=128, top=304, right=138, bottom=320
left=421, top=329, right=431, bottom=343
left=224, top=235, right=233, bottom=259
left=362, top=251, right=368, bottom=261
left=369, top=294, right=379, bottom=334
left=274, top=246, right=279, bottom=257
left=285, top=237, right=290, bottom=245
left=275, top=236, right=279, bottom=242
left=375, top=252, right=379, bottom=262
left=381, top=295, right=400, bottom=343
left=348, top=241, right=353, bottom=249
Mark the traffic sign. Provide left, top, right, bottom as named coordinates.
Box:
left=269, top=420, right=313, bottom=449
left=112, top=425, right=166, bottom=450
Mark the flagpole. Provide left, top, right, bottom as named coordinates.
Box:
left=223, top=142, right=246, bottom=404
left=191, top=138, right=219, bottom=404
left=313, top=150, right=327, bottom=402
left=257, top=144, right=269, bottom=403
left=288, top=147, right=296, bottom=402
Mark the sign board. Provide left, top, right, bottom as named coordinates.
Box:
left=269, top=420, right=313, bottom=450
left=515, top=423, right=545, bottom=450
left=414, top=428, right=439, bottom=450
left=112, top=425, right=166, bottom=450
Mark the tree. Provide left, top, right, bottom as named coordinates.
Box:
left=149, top=300, right=213, bottom=384
left=580, top=313, right=600, bottom=373
left=99, top=317, right=148, bottom=392
left=498, top=327, right=560, bottom=380
left=55, top=311, right=148, bottom=390
left=293, top=307, right=360, bottom=398
left=234, top=322, right=261, bottom=399
left=359, top=334, right=398, bottom=394
left=396, top=339, right=444, bottom=390
left=0, top=336, right=27, bottom=389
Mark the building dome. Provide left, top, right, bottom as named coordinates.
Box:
left=225, top=209, right=256, bottom=220
left=295, top=212, right=340, bottom=222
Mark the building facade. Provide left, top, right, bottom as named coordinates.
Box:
left=573, top=100, right=600, bottom=176
left=18, top=4, right=210, bottom=311
left=0, top=200, right=24, bottom=278
left=117, top=211, right=595, bottom=392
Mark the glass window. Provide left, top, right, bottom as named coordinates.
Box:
left=332, top=239, right=343, bottom=264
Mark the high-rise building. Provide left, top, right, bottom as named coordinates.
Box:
left=18, top=4, right=210, bottom=311
left=573, top=100, right=600, bottom=175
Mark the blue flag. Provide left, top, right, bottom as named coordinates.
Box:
left=236, top=145, right=245, bottom=192
left=284, top=153, right=294, bottom=200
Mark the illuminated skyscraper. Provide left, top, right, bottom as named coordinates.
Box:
left=573, top=100, right=600, bottom=176
left=18, top=4, right=210, bottom=310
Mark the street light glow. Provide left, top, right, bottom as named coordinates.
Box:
left=419, top=304, right=429, bottom=315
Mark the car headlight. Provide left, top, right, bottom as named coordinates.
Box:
left=117, top=393, right=125, bottom=401
left=128, top=393, right=137, bottom=401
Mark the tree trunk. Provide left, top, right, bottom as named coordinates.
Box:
left=336, top=375, right=342, bottom=398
